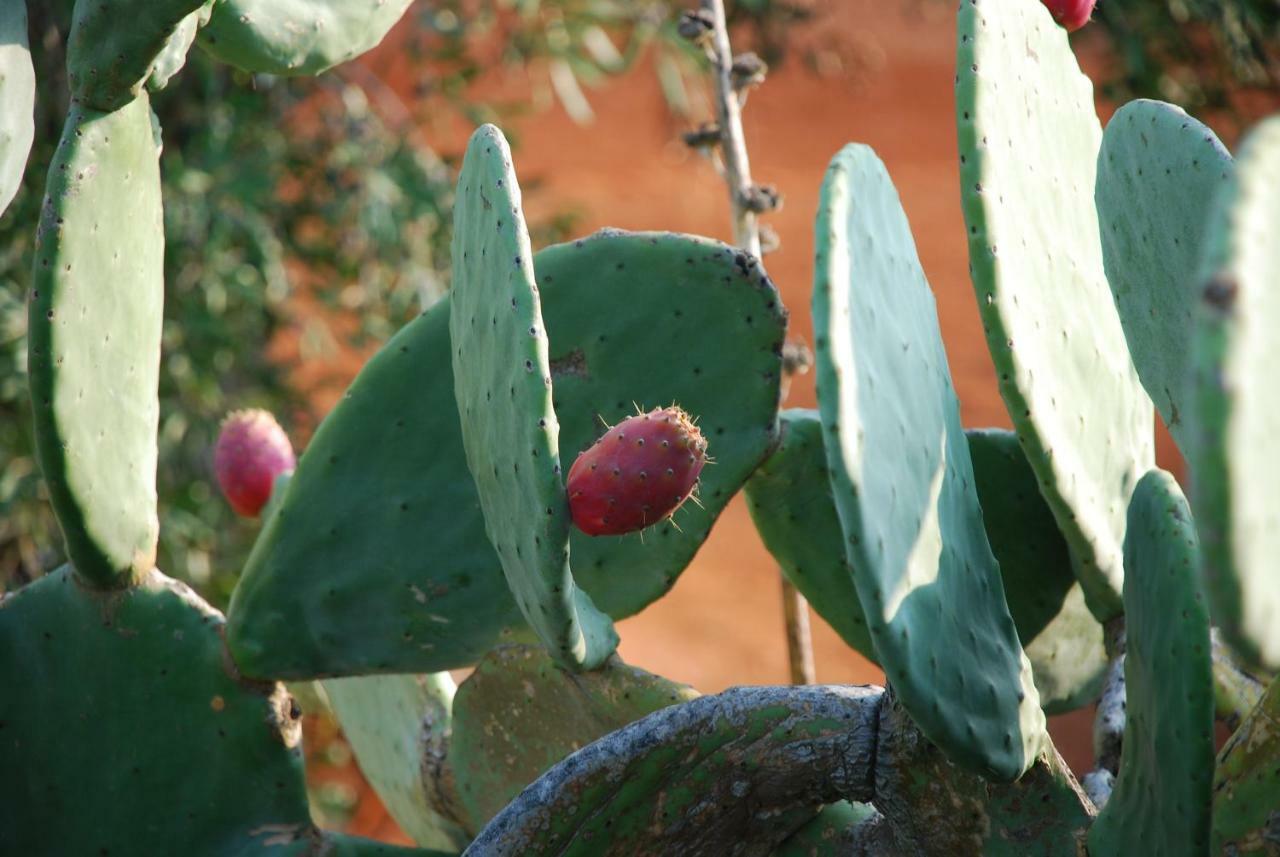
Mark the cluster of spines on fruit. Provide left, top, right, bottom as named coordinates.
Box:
left=2, top=0, right=1278, bottom=855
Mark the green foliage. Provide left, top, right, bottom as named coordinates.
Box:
left=813, top=142, right=1043, bottom=782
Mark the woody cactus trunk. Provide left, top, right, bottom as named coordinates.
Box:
left=2, top=0, right=1278, bottom=855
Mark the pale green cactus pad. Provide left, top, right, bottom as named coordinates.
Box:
left=1188, top=116, right=1280, bottom=672
left=744, top=409, right=875, bottom=662
left=66, top=0, right=209, bottom=110
left=29, top=95, right=163, bottom=588
left=449, top=124, right=616, bottom=671
left=0, top=0, right=34, bottom=216
left=967, top=428, right=1107, bottom=714
left=226, top=229, right=784, bottom=680
left=148, top=1, right=216, bottom=92
left=1096, top=99, right=1234, bottom=453
left=1089, top=470, right=1213, bottom=857
left=199, top=0, right=414, bottom=76
left=812, top=143, right=1044, bottom=781
left=465, top=685, right=883, bottom=856
left=0, top=566, right=443, bottom=856
left=322, top=674, right=469, bottom=851
left=957, top=0, right=1154, bottom=620
left=448, top=644, right=699, bottom=833
left=1212, top=676, right=1280, bottom=854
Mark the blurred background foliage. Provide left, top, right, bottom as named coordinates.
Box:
left=2, top=0, right=1277, bottom=608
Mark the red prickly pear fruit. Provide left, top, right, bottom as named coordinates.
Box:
left=1041, top=0, right=1096, bottom=31
left=214, top=409, right=296, bottom=518
left=566, top=406, right=708, bottom=536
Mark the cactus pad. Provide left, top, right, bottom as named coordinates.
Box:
left=148, top=1, right=216, bottom=92
left=29, top=96, right=163, bottom=588
left=0, top=566, right=440, bottom=856
left=957, top=0, right=1153, bottom=619
left=1212, top=676, right=1280, bottom=854
left=199, top=0, right=414, bottom=76
left=1096, top=99, right=1234, bottom=453
left=66, top=0, right=209, bottom=110
left=771, top=802, right=877, bottom=857
left=812, top=143, right=1044, bottom=780
left=465, top=685, right=883, bottom=856
left=744, top=409, right=875, bottom=662
left=322, top=674, right=468, bottom=851
left=1088, top=470, right=1213, bottom=857
left=967, top=428, right=1107, bottom=714
left=227, top=228, right=784, bottom=679
left=449, top=124, right=616, bottom=670
left=0, top=0, right=33, bottom=217
left=1187, top=116, right=1280, bottom=672
left=448, top=644, right=699, bottom=832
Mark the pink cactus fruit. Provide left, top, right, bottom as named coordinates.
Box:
left=1042, top=0, right=1097, bottom=31
left=214, top=409, right=296, bottom=518
left=566, top=406, right=708, bottom=537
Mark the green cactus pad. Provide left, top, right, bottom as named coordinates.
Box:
left=1088, top=470, right=1214, bottom=857
left=744, top=409, right=875, bottom=662
left=464, top=685, right=883, bottom=856
left=957, top=0, right=1154, bottom=620
left=967, top=428, right=1107, bottom=714
left=1096, top=100, right=1233, bottom=454
left=1187, top=116, right=1280, bottom=672
left=1212, top=676, right=1280, bottom=854
left=872, top=689, right=1093, bottom=856
left=148, top=1, right=216, bottom=92
left=812, top=143, right=1044, bottom=781
left=227, top=227, right=784, bottom=680
left=66, top=0, right=209, bottom=110
left=449, top=644, right=699, bottom=833
left=0, top=0, right=34, bottom=217
left=0, top=566, right=443, bottom=856
left=322, top=674, right=469, bottom=851
left=198, top=0, right=414, bottom=76
left=449, top=125, right=616, bottom=670
left=29, top=95, right=163, bottom=588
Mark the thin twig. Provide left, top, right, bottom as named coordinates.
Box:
left=700, top=0, right=761, bottom=257
left=694, top=0, right=813, bottom=684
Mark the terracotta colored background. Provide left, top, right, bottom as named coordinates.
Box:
left=297, top=1, right=1231, bottom=841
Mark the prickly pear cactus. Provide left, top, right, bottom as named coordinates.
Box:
left=466, top=685, right=883, bottom=856
left=957, top=0, right=1153, bottom=619
left=966, top=429, right=1106, bottom=714
left=1213, top=676, right=1280, bottom=854
left=226, top=229, right=784, bottom=680
left=198, top=0, right=415, bottom=75
left=1088, top=470, right=1213, bottom=857
left=744, top=409, right=876, bottom=662
left=447, top=645, right=699, bottom=832
left=813, top=142, right=1044, bottom=781
left=1095, top=100, right=1233, bottom=453
left=0, top=0, right=34, bottom=216
left=29, top=94, right=163, bottom=588
left=66, top=0, right=209, bottom=110
left=0, top=567, right=442, bottom=856
left=1187, top=115, right=1280, bottom=673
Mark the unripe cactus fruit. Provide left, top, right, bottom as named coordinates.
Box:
left=214, top=409, right=295, bottom=517
left=566, top=407, right=707, bottom=536
left=1041, top=0, right=1096, bottom=31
